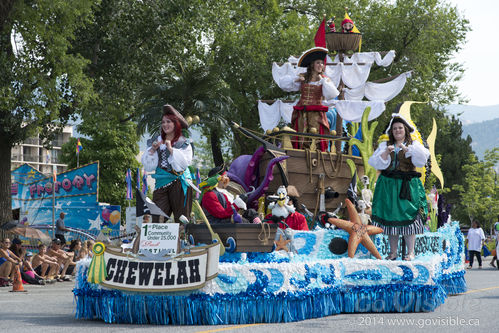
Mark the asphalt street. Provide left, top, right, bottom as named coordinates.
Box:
left=0, top=266, right=497, bottom=333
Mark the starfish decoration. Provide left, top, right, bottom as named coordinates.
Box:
left=274, top=235, right=291, bottom=252
left=328, top=199, right=383, bottom=259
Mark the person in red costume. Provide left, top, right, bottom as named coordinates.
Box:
left=341, top=18, right=354, bottom=33
left=200, top=169, right=247, bottom=224
left=280, top=47, right=339, bottom=151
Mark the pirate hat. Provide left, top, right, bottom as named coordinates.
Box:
left=297, top=47, right=329, bottom=68
left=162, top=104, right=189, bottom=129
left=385, top=113, right=415, bottom=134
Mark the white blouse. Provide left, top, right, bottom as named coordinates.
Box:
left=368, top=141, right=430, bottom=171
left=141, top=135, right=193, bottom=173
left=279, top=75, right=340, bottom=101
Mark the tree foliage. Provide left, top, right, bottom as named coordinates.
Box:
left=0, top=0, right=95, bottom=225
left=452, top=148, right=499, bottom=230
left=58, top=0, right=207, bottom=204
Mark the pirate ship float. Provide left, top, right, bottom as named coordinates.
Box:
left=73, top=14, right=465, bottom=325
left=232, top=22, right=413, bottom=216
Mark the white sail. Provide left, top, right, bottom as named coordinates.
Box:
left=264, top=50, right=407, bottom=127
left=330, top=50, right=396, bottom=67
left=258, top=100, right=296, bottom=132
left=273, top=61, right=373, bottom=89
left=344, top=71, right=412, bottom=102
left=334, top=100, right=386, bottom=122
left=257, top=99, right=386, bottom=130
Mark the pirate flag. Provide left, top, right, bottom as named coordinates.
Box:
left=135, top=188, right=169, bottom=218
left=346, top=171, right=358, bottom=208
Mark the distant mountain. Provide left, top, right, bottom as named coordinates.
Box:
left=445, top=104, right=499, bottom=125
left=443, top=104, right=498, bottom=163
left=462, top=118, right=499, bottom=160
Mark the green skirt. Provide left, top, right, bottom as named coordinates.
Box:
left=372, top=174, right=428, bottom=229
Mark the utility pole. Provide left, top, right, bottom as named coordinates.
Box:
left=51, top=164, right=56, bottom=238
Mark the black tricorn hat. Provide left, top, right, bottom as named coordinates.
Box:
left=208, top=163, right=227, bottom=178
left=297, top=47, right=329, bottom=68
left=162, top=104, right=189, bottom=129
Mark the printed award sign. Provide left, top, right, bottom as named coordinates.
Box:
left=140, top=223, right=179, bottom=255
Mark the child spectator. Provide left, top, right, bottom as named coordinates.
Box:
left=32, top=244, right=59, bottom=280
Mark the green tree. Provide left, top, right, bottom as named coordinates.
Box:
left=137, top=63, right=234, bottom=167
left=453, top=148, right=499, bottom=230
left=0, top=0, right=95, bottom=226
left=59, top=120, right=139, bottom=207
left=58, top=0, right=205, bottom=206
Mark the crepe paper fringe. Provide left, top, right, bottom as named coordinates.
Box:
left=438, top=271, right=467, bottom=295
left=74, top=280, right=455, bottom=325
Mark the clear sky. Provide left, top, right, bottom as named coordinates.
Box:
left=449, top=0, right=499, bottom=106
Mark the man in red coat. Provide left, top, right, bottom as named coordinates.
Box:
left=200, top=171, right=247, bottom=224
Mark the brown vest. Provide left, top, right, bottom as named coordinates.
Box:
left=297, top=83, right=323, bottom=106
left=390, top=149, right=415, bottom=172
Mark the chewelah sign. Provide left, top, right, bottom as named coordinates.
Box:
left=101, top=243, right=220, bottom=292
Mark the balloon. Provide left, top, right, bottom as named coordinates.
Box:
left=102, top=208, right=110, bottom=222
left=109, top=210, right=121, bottom=225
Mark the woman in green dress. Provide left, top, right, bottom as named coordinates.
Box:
left=368, top=113, right=430, bottom=261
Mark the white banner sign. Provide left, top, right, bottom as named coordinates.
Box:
left=140, top=223, right=179, bottom=255
left=100, top=243, right=220, bottom=291
left=125, top=207, right=137, bottom=234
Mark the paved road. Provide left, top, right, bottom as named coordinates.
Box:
left=1, top=266, right=498, bottom=333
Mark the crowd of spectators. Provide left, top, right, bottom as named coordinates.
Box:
left=0, top=237, right=94, bottom=287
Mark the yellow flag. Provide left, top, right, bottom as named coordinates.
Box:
left=344, top=11, right=361, bottom=51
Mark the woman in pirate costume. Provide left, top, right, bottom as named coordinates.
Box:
left=141, top=104, right=193, bottom=223
left=280, top=47, right=339, bottom=151
left=368, top=113, right=430, bottom=261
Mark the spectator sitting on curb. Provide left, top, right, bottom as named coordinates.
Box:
left=21, top=250, right=46, bottom=285
left=9, top=237, right=24, bottom=258
left=67, top=239, right=85, bottom=269
left=46, top=238, right=74, bottom=281
left=32, top=244, right=59, bottom=280
left=84, top=240, right=95, bottom=259
left=0, top=238, right=22, bottom=287
left=6, top=238, right=44, bottom=285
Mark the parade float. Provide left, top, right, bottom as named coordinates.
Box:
left=73, top=12, right=465, bottom=325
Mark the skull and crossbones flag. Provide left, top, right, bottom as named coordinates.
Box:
left=135, top=188, right=169, bottom=218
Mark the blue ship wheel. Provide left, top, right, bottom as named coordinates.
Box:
left=225, top=236, right=236, bottom=253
